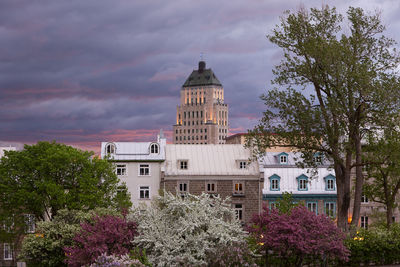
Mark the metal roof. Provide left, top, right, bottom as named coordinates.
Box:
left=164, top=144, right=259, bottom=176
left=182, top=68, right=222, bottom=87
left=100, top=139, right=166, bottom=161
left=259, top=152, right=331, bottom=168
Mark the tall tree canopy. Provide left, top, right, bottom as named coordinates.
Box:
left=363, top=128, right=400, bottom=227
left=248, top=6, right=400, bottom=231
left=0, top=141, right=131, bottom=223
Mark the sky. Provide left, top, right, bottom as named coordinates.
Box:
left=1, top=0, right=400, bottom=153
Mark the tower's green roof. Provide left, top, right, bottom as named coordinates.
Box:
left=182, top=61, right=222, bottom=87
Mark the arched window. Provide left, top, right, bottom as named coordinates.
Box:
left=105, top=143, right=116, bottom=155
left=150, top=143, right=159, bottom=154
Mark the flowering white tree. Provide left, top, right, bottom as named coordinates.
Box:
left=130, top=191, right=249, bottom=266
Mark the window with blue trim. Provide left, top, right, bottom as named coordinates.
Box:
left=269, top=201, right=277, bottom=210
left=307, top=201, right=318, bottom=215
left=277, top=152, right=288, bottom=165
left=324, top=174, right=336, bottom=191
left=313, top=152, right=323, bottom=164
left=296, top=174, right=308, bottom=191
left=324, top=201, right=336, bottom=218
left=269, top=174, right=281, bottom=191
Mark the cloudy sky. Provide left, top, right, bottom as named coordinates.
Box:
left=1, top=0, right=400, bottom=153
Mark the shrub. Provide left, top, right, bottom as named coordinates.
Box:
left=131, top=191, right=249, bottom=266
left=344, top=224, right=400, bottom=266
left=65, top=215, right=138, bottom=267
left=89, top=253, right=146, bottom=267
left=248, top=205, right=349, bottom=267
left=19, top=208, right=119, bottom=267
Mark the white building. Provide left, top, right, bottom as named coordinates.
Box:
left=0, top=146, right=16, bottom=158
left=260, top=152, right=337, bottom=217
left=100, top=132, right=166, bottom=208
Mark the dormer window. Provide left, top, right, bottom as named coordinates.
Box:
left=150, top=143, right=159, bottom=154
left=269, top=174, right=281, bottom=191
left=239, top=161, right=247, bottom=169
left=180, top=160, right=188, bottom=170
left=313, top=152, right=323, bottom=164
left=105, top=143, right=116, bottom=155
left=277, top=152, right=288, bottom=165
left=296, top=174, right=309, bottom=191
left=324, top=174, right=336, bottom=191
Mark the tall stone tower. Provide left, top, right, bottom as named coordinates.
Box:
left=173, top=61, right=228, bottom=144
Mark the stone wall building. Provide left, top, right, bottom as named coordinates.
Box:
left=161, top=144, right=263, bottom=222
left=173, top=61, right=228, bottom=144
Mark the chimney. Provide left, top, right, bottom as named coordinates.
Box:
left=198, top=61, right=206, bottom=73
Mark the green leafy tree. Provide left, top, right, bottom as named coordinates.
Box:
left=0, top=141, right=131, bottom=261
left=363, top=129, right=400, bottom=227
left=248, top=6, right=400, bottom=231
left=0, top=141, right=131, bottom=221
left=19, top=208, right=120, bottom=267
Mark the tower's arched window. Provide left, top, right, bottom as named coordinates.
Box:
left=105, top=143, right=116, bottom=155
left=150, top=143, right=159, bottom=154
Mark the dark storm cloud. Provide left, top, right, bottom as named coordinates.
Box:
left=1, top=0, right=400, bottom=150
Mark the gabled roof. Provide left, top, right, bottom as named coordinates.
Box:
left=164, top=144, right=259, bottom=176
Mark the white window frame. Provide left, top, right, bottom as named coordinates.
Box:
left=178, top=182, right=188, bottom=193
left=234, top=203, right=243, bottom=221
left=3, top=243, right=12, bottom=260
left=179, top=160, right=188, bottom=170
left=24, top=214, right=35, bottom=233
left=327, top=179, right=335, bottom=190
left=325, top=202, right=336, bottom=218
left=299, top=179, right=307, bottom=191
left=280, top=155, right=287, bottom=164
left=116, top=164, right=127, bottom=176
left=105, top=143, right=116, bottom=155
left=239, top=161, right=247, bottom=169
left=150, top=143, right=159, bottom=154
left=307, top=202, right=318, bottom=215
left=206, top=182, right=217, bottom=193
left=233, top=182, right=244, bottom=195
left=139, top=186, right=150, bottom=200
left=361, top=216, right=368, bottom=229
left=361, top=194, right=369, bottom=203
left=138, top=164, right=150, bottom=176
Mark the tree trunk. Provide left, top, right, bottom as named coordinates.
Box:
left=387, top=201, right=394, bottom=228
left=335, top=162, right=350, bottom=231
left=351, top=132, right=363, bottom=230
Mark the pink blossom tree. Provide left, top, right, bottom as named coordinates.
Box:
left=65, top=215, right=138, bottom=267
left=248, top=206, right=349, bottom=266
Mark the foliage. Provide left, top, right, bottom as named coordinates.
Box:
left=247, top=5, right=400, bottom=230
left=131, top=191, right=249, bottom=267
left=344, top=223, right=400, bottom=266
left=363, top=129, right=400, bottom=227
left=0, top=141, right=131, bottom=224
left=19, top=208, right=119, bottom=267
left=248, top=205, right=349, bottom=267
left=89, top=253, right=146, bottom=267
left=65, top=214, right=138, bottom=267
left=273, top=192, right=300, bottom=214
left=206, top=241, right=257, bottom=267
